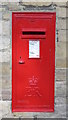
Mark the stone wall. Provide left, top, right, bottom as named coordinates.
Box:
left=0, top=1, right=67, bottom=119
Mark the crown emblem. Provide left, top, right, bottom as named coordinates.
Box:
left=29, top=76, right=38, bottom=86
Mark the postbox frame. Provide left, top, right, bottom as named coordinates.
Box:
left=12, top=12, right=56, bottom=112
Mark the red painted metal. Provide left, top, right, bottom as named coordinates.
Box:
left=12, top=12, right=56, bottom=112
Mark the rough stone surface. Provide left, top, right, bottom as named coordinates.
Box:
left=56, top=7, right=66, bottom=18
left=57, top=18, right=66, bottom=30
left=56, top=81, right=66, bottom=97
left=56, top=58, right=66, bottom=68
left=2, top=37, right=10, bottom=49
left=2, top=62, right=10, bottom=75
left=0, top=52, right=2, bottom=62
left=66, top=30, right=68, bottom=42
left=0, top=63, right=2, bottom=76
left=2, top=76, right=11, bottom=89
left=0, top=12, right=2, bottom=20
left=2, top=12, right=10, bottom=21
left=56, top=68, right=66, bottom=81
left=2, top=50, right=10, bottom=62
left=19, top=2, right=53, bottom=6
left=0, top=21, right=2, bottom=35
left=21, top=4, right=55, bottom=11
left=58, top=30, right=66, bottom=42
left=2, top=20, right=10, bottom=37
left=6, top=2, right=22, bottom=11
left=2, top=90, right=11, bottom=100
left=56, top=42, right=66, bottom=59
left=53, top=2, right=66, bottom=7
left=0, top=7, right=6, bottom=12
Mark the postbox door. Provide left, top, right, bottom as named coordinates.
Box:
left=12, top=12, right=56, bottom=112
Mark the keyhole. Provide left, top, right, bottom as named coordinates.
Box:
left=20, top=56, right=21, bottom=59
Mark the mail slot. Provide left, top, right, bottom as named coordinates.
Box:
left=21, top=29, right=46, bottom=39
left=12, top=12, right=56, bottom=112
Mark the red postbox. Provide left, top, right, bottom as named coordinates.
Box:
left=12, top=12, right=56, bottom=112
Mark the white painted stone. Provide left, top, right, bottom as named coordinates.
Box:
left=2, top=20, right=10, bottom=37
left=56, top=42, right=66, bottom=59
left=0, top=7, right=6, bottom=12
left=7, top=2, right=21, bottom=11
left=0, top=0, right=20, bottom=2
left=57, top=18, right=66, bottom=30
left=53, top=2, right=66, bottom=6
left=2, top=49, right=10, bottom=62
left=2, top=12, right=10, bottom=21
left=56, top=68, right=66, bottom=81
left=0, top=101, right=2, bottom=119
left=58, top=30, right=66, bottom=42
left=21, top=2, right=52, bottom=6
left=0, top=12, right=2, bottom=20
left=56, top=7, right=66, bottom=18
left=56, top=58, right=66, bottom=68
left=21, top=0, right=67, bottom=2
left=0, top=52, right=2, bottom=62
left=0, top=21, right=2, bottom=35
left=0, top=36, right=10, bottom=51
left=0, top=36, right=3, bottom=50
left=2, top=101, right=14, bottom=118
left=2, top=37, right=10, bottom=50
left=56, top=81, right=66, bottom=97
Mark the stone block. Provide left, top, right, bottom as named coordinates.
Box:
left=2, top=50, right=10, bottom=62
left=0, top=52, right=2, bottom=62
left=66, top=58, right=68, bottom=68
left=2, top=75, right=11, bottom=89
left=0, top=2, right=8, bottom=5
left=56, top=68, right=66, bottom=81
left=0, top=77, right=2, bottom=88
left=56, top=7, right=66, bottom=18
left=2, top=62, right=10, bottom=76
left=57, top=18, right=66, bottom=30
left=21, top=118, right=33, bottom=120
left=0, top=101, right=2, bottom=119
left=58, top=30, right=66, bottom=42
left=0, top=7, right=6, bottom=12
left=66, top=87, right=68, bottom=97
left=2, top=101, right=14, bottom=118
left=53, top=2, right=66, bottom=7
left=55, top=96, right=66, bottom=105
left=0, top=79, right=2, bottom=100
left=20, top=2, right=52, bottom=6
left=56, top=42, right=66, bottom=59
left=6, top=2, right=21, bottom=11
left=2, top=20, right=10, bottom=37
left=56, top=81, right=66, bottom=97
left=0, top=36, right=2, bottom=50
left=2, top=90, right=11, bottom=100
left=66, top=30, right=68, bottom=42
left=2, top=12, right=10, bottom=21
left=0, top=63, right=2, bottom=76
left=2, top=37, right=10, bottom=50
left=2, top=118, right=19, bottom=120
left=0, top=12, right=2, bottom=20
left=56, top=58, right=66, bottom=68
left=0, top=21, right=2, bottom=35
